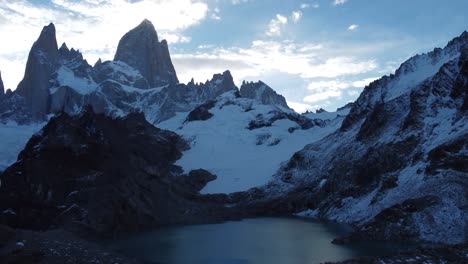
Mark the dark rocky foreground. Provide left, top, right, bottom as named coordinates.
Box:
left=0, top=225, right=141, bottom=264
left=0, top=108, right=243, bottom=236
left=329, top=243, right=468, bottom=264
left=0, top=107, right=465, bottom=263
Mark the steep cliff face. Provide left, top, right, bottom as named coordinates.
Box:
left=241, top=32, right=468, bottom=245
left=114, top=19, right=178, bottom=87
left=0, top=108, right=231, bottom=235
left=240, top=81, right=290, bottom=109
left=15, top=23, right=59, bottom=119
left=0, top=71, right=4, bottom=99
left=48, top=67, right=237, bottom=124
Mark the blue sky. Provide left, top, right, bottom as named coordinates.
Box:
left=0, top=0, right=467, bottom=112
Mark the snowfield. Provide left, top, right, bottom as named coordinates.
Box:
left=159, top=92, right=346, bottom=194
left=0, top=122, right=45, bottom=171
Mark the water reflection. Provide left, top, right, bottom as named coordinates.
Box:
left=112, top=217, right=415, bottom=264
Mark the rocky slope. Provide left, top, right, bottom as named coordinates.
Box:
left=0, top=71, right=4, bottom=99
left=0, top=107, right=234, bottom=236
left=239, top=80, right=290, bottom=109
left=239, top=31, right=468, bottom=244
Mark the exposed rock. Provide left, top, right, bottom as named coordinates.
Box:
left=0, top=93, right=34, bottom=124
left=247, top=110, right=324, bottom=130
left=177, top=169, right=218, bottom=193
left=153, top=70, right=236, bottom=122
left=240, top=81, right=290, bottom=109
left=0, top=71, right=4, bottom=99
left=0, top=228, right=141, bottom=264
left=329, top=243, right=468, bottom=264
left=0, top=108, right=232, bottom=236
left=336, top=102, right=354, bottom=112
left=94, top=58, right=102, bottom=68
left=15, top=23, right=59, bottom=120
left=184, top=100, right=216, bottom=122
left=114, top=19, right=178, bottom=87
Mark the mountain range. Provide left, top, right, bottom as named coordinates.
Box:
left=0, top=19, right=466, bottom=262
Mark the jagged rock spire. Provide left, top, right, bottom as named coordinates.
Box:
left=114, top=19, right=179, bottom=88
left=16, top=23, right=59, bottom=119
left=0, top=71, right=4, bottom=98
left=240, top=80, right=290, bottom=109
left=94, top=58, right=102, bottom=68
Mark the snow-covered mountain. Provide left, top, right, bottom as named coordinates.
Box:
left=158, top=90, right=345, bottom=193
left=0, top=19, right=466, bottom=246
left=245, top=31, right=468, bottom=244
left=0, top=20, right=346, bottom=192
left=0, top=21, right=235, bottom=124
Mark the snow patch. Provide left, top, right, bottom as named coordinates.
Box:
left=55, top=66, right=97, bottom=95
left=0, top=122, right=45, bottom=171
left=158, top=97, right=345, bottom=194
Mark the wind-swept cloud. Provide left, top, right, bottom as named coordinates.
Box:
left=304, top=90, right=342, bottom=103
left=348, top=24, right=359, bottom=31
left=302, top=76, right=378, bottom=104
left=172, top=40, right=378, bottom=86
left=211, top=7, right=221, bottom=20
left=333, top=0, right=348, bottom=6
left=291, top=11, right=302, bottom=23
left=266, top=14, right=288, bottom=37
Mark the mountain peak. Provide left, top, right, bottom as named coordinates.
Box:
left=0, top=71, right=4, bottom=98
left=114, top=20, right=178, bottom=87
left=240, top=81, right=290, bottom=109
left=15, top=22, right=60, bottom=119
left=35, top=23, right=58, bottom=54
left=135, top=19, right=159, bottom=40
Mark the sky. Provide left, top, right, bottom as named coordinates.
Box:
left=0, top=0, right=467, bottom=112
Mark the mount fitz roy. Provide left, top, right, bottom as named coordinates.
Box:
left=0, top=20, right=289, bottom=124
left=0, top=19, right=466, bottom=262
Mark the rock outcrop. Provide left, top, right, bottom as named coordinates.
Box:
left=240, top=81, right=290, bottom=109
left=15, top=23, right=59, bottom=119
left=0, top=108, right=231, bottom=236
left=114, top=19, right=178, bottom=87
left=0, top=71, right=4, bottom=99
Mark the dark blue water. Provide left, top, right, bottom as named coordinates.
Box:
left=112, top=217, right=416, bottom=264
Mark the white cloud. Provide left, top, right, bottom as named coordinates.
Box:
left=352, top=77, right=379, bottom=87
left=304, top=90, right=342, bottom=103
left=291, top=11, right=302, bottom=23
left=303, top=76, right=378, bottom=105
left=287, top=101, right=315, bottom=113
left=172, top=39, right=378, bottom=91
left=266, top=14, right=288, bottom=37
left=231, top=0, right=249, bottom=4
left=333, top=0, right=348, bottom=5
left=161, top=34, right=192, bottom=44
left=307, top=80, right=352, bottom=91
left=301, top=2, right=319, bottom=9
left=211, top=7, right=221, bottom=20
left=0, top=0, right=209, bottom=90
left=301, top=57, right=377, bottom=78
left=306, top=77, right=378, bottom=92
left=348, top=24, right=359, bottom=31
